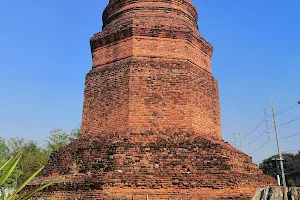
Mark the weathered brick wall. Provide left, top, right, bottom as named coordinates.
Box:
left=30, top=1, right=277, bottom=199
left=128, top=58, right=221, bottom=139
left=82, top=60, right=130, bottom=135
left=82, top=0, right=216, bottom=138
left=91, top=35, right=212, bottom=71
left=31, top=134, right=276, bottom=199
left=31, top=188, right=256, bottom=200
left=82, top=57, right=221, bottom=139
left=102, top=1, right=199, bottom=34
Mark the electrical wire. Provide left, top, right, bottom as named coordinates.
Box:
left=248, top=131, right=300, bottom=155
left=267, top=131, right=300, bottom=142
left=283, top=148, right=300, bottom=153
left=249, top=140, right=270, bottom=155
left=279, top=131, right=300, bottom=140
left=242, top=118, right=267, bottom=139
left=274, top=103, right=299, bottom=116
left=278, top=116, right=300, bottom=127
left=246, top=103, right=300, bottom=155
left=242, top=102, right=299, bottom=139
left=242, top=129, right=268, bottom=147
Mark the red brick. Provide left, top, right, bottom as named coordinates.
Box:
left=29, top=1, right=276, bottom=199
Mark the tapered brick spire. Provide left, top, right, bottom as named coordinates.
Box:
left=102, top=0, right=199, bottom=32
left=83, top=0, right=220, bottom=139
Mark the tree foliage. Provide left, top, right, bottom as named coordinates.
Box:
left=0, top=151, right=53, bottom=200
left=46, top=127, right=80, bottom=152
left=259, top=152, right=300, bottom=180
left=0, top=126, right=81, bottom=192
left=17, top=141, right=49, bottom=186
left=0, top=138, right=22, bottom=189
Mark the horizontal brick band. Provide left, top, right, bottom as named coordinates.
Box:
left=103, top=0, right=198, bottom=28
left=90, top=27, right=213, bottom=56
left=103, top=6, right=198, bottom=29
left=91, top=36, right=212, bottom=72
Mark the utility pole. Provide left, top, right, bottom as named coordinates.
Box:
left=239, top=132, right=242, bottom=151
left=271, top=102, right=286, bottom=188
left=263, top=109, right=271, bottom=141
left=271, top=158, right=281, bottom=186
left=233, top=132, right=242, bottom=151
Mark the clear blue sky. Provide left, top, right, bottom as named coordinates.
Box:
left=0, top=0, right=299, bottom=163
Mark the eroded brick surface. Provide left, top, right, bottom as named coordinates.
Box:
left=30, top=0, right=277, bottom=199
left=82, top=0, right=218, bottom=139
left=31, top=135, right=275, bottom=199
left=82, top=58, right=221, bottom=139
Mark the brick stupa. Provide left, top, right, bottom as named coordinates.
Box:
left=31, top=0, right=276, bottom=199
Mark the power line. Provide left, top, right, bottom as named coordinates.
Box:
left=279, top=131, right=300, bottom=140
left=242, top=118, right=267, bottom=139
left=278, top=116, right=300, bottom=127
left=247, top=130, right=300, bottom=155
left=283, top=148, right=300, bottom=153
left=249, top=140, right=270, bottom=155
left=242, top=102, right=299, bottom=139
left=242, top=129, right=268, bottom=147
left=274, top=103, right=299, bottom=116
left=266, top=131, right=300, bottom=142
left=247, top=102, right=299, bottom=159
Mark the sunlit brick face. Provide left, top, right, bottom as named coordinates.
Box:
left=31, top=1, right=277, bottom=199
left=81, top=0, right=221, bottom=140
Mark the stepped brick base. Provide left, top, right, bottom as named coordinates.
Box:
left=29, top=132, right=276, bottom=199
left=30, top=188, right=257, bottom=200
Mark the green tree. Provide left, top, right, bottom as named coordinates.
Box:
left=17, top=141, right=48, bottom=186
left=46, top=127, right=81, bottom=152
left=0, top=138, right=49, bottom=188
left=0, top=138, right=21, bottom=189
left=294, top=151, right=300, bottom=169
left=0, top=138, right=8, bottom=164
left=71, top=127, right=81, bottom=139
left=6, top=137, right=25, bottom=157
left=259, top=153, right=299, bottom=179
left=46, top=129, right=71, bottom=152
left=0, top=126, right=81, bottom=191
left=0, top=151, right=53, bottom=200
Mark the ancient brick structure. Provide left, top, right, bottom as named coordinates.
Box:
left=82, top=0, right=221, bottom=140
left=30, top=0, right=276, bottom=199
